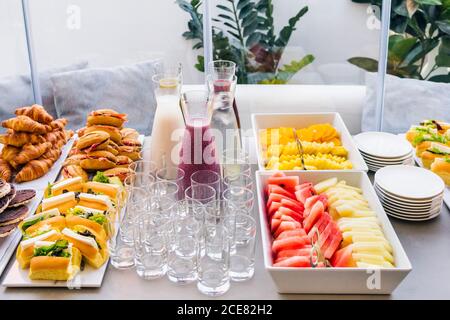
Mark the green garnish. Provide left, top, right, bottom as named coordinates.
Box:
left=445, top=158, right=450, bottom=164
left=93, top=172, right=110, bottom=184
left=21, top=216, right=44, bottom=233
left=33, top=239, right=71, bottom=258
left=413, top=133, right=447, bottom=145
left=77, top=230, right=102, bottom=250
left=88, top=214, right=107, bottom=225
left=429, top=147, right=450, bottom=155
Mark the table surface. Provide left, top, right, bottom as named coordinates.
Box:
left=1, top=137, right=450, bottom=300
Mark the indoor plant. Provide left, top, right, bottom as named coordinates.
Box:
left=176, top=0, right=315, bottom=84
left=348, top=0, right=450, bottom=83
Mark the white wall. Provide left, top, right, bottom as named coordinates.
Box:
left=0, top=0, right=379, bottom=84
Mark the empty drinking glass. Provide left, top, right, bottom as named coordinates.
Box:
left=185, top=184, right=216, bottom=204
left=108, top=212, right=135, bottom=270
left=190, top=170, right=222, bottom=199
left=223, top=186, right=254, bottom=212
left=225, top=214, right=256, bottom=282
left=221, top=148, right=250, bottom=178
left=172, top=199, right=205, bottom=225
left=156, top=166, right=185, bottom=199
left=149, top=181, right=179, bottom=201
left=129, top=160, right=158, bottom=177
left=197, top=225, right=230, bottom=296
left=223, top=173, right=253, bottom=191
left=149, top=195, right=175, bottom=218
left=124, top=172, right=155, bottom=191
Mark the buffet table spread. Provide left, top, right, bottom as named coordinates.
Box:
left=1, top=137, right=450, bottom=300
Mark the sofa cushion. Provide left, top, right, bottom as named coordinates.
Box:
left=51, top=60, right=157, bottom=135
left=362, top=74, right=450, bottom=133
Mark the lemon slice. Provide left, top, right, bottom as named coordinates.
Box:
left=159, top=78, right=178, bottom=89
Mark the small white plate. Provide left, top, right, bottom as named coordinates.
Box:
left=380, top=200, right=442, bottom=216
left=378, top=197, right=440, bottom=213
left=363, top=156, right=414, bottom=166
left=386, top=210, right=441, bottom=221
left=360, top=150, right=413, bottom=163
left=374, top=182, right=444, bottom=205
left=354, top=132, right=413, bottom=159
left=375, top=165, right=445, bottom=200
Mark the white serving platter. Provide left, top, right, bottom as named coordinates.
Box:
left=2, top=134, right=144, bottom=288
left=256, top=170, right=412, bottom=294
left=0, top=137, right=75, bottom=277
left=251, top=112, right=368, bottom=172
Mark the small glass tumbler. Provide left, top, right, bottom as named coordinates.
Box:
left=223, top=173, right=253, bottom=191
left=225, top=214, right=256, bottom=282
left=185, top=184, right=216, bottom=204
left=172, top=199, right=205, bottom=225
left=149, top=181, right=179, bottom=201
left=190, top=170, right=222, bottom=199
left=156, top=166, right=185, bottom=199
left=223, top=186, right=254, bottom=212
left=129, top=160, right=157, bottom=177
left=197, top=225, right=230, bottom=297
left=167, top=216, right=201, bottom=284
left=108, top=213, right=135, bottom=270
left=124, top=172, right=155, bottom=190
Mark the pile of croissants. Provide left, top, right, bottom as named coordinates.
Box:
left=0, top=105, right=73, bottom=183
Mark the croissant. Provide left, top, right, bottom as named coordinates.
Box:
left=2, top=116, right=51, bottom=134
left=45, top=130, right=67, bottom=145
left=0, top=130, right=46, bottom=147
left=41, top=147, right=62, bottom=161
left=15, top=104, right=54, bottom=124
left=12, top=142, right=52, bottom=166
left=1, top=145, right=20, bottom=168
left=15, top=148, right=61, bottom=183
left=50, top=118, right=68, bottom=131
left=0, top=158, right=12, bottom=182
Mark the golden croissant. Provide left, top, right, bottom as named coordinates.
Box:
left=15, top=104, right=54, bottom=124
left=2, top=116, right=51, bottom=134
left=50, top=118, right=68, bottom=131
left=0, top=130, right=47, bottom=147
left=0, top=157, right=13, bottom=182
left=12, top=142, right=52, bottom=166
left=15, top=148, right=61, bottom=183
left=1, top=145, right=21, bottom=168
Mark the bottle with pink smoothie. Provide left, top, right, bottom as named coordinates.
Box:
left=178, top=90, right=221, bottom=195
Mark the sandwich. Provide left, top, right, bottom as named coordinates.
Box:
left=121, top=128, right=139, bottom=140
left=80, top=150, right=117, bottom=171
left=41, top=192, right=78, bottom=214
left=118, top=145, right=141, bottom=161
left=116, top=155, right=132, bottom=168
left=431, top=158, right=450, bottom=186
left=103, top=140, right=119, bottom=156
left=78, top=125, right=122, bottom=144
left=76, top=131, right=110, bottom=152
left=83, top=181, right=121, bottom=200
left=28, top=239, right=81, bottom=281
left=62, top=226, right=109, bottom=268
left=87, top=109, right=127, bottom=128
left=421, top=142, right=450, bottom=168
left=77, top=193, right=113, bottom=212
left=61, top=164, right=89, bottom=182
left=19, top=208, right=65, bottom=235
left=63, top=154, right=88, bottom=167
left=16, top=229, right=61, bottom=268
left=103, top=167, right=133, bottom=183
left=50, top=177, right=84, bottom=196
left=66, top=206, right=109, bottom=240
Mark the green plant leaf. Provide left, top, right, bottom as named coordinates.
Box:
left=428, top=72, right=450, bottom=82
left=436, top=20, right=450, bottom=34
left=218, top=13, right=234, bottom=22
left=348, top=57, right=379, bottom=72
left=401, top=38, right=440, bottom=66
left=274, top=6, right=308, bottom=47
left=195, top=55, right=205, bottom=72
left=277, top=55, right=315, bottom=82
left=237, top=0, right=251, bottom=11
left=217, top=4, right=233, bottom=13
left=436, top=36, right=450, bottom=66
left=414, top=0, right=442, bottom=5
left=246, top=32, right=262, bottom=47
left=388, top=36, right=418, bottom=66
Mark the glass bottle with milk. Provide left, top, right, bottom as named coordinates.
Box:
left=150, top=66, right=185, bottom=169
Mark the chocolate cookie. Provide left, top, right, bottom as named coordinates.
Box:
left=0, top=194, right=10, bottom=215
left=0, top=205, right=28, bottom=226
left=0, top=179, right=11, bottom=198
left=8, top=189, right=36, bottom=208
left=0, top=221, right=20, bottom=238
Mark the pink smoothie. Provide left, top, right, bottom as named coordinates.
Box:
left=178, top=119, right=221, bottom=197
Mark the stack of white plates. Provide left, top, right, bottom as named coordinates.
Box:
left=374, top=165, right=444, bottom=221
left=354, top=132, right=414, bottom=172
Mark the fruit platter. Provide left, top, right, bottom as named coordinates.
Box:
left=252, top=113, right=367, bottom=171
left=256, top=170, right=411, bottom=294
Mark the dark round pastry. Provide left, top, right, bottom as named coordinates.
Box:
left=0, top=195, right=10, bottom=215
left=0, top=221, right=20, bottom=238
left=0, top=179, right=11, bottom=198
left=0, top=205, right=28, bottom=226
left=8, top=189, right=36, bottom=208
left=6, top=184, right=16, bottom=201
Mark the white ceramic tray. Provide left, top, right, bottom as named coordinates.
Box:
left=251, top=112, right=368, bottom=172
left=255, top=170, right=412, bottom=294
left=0, top=137, right=75, bottom=277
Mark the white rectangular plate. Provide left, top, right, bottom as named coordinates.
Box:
left=256, top=170, right=412, bottom=294
left=2, top=134, right=145, bottom=288
left=0, top=137, right=75, bottom=277
left=251, top=112, right=368, bottom=171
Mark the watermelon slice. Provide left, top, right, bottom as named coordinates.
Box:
left=273, top=221, right=301, bottom=238
left=303, top=201, right=325, bottom=233
left=330, top=245, right=354, bottom=267
left=319, top=220, right=335, bottom=248
left=295, top=187, right=314, bottom=204
left=272, top=236, right=309, bottom=253
left=323, top=230, right=343, bottom=259
left=280, top=198, right=304, bottom=214
left=267, top=193, right=294, bottom=208
left=274, top=256, right=311, bottom=267
left=267, top=184, right=296, bottom=199
left=267, top=176, right=299, bottom=193
left=295, top=182, right=313, bottom=191
left=268, top=201, right=282, bottom=217
left=275, top=207, right=303, bottom=222
left=276, top=229, right=307, bottom=240
left=271, top=218, right=281, bottom=234
left=277, top=247, right=314, bottom=259
left=308, top=213, right=331, bottom=238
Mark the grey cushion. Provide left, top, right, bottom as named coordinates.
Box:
left=51, top=60, right=158, bottom=135
left=0, top=61, right=88, bottom=122
left=362, top=73, right=450, bottom=133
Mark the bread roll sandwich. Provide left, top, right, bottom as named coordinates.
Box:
left=19, top=208, right=65, bottom=235
left=41, top=192, right=78, bottom=214
left=103, top=167, right=133, bottom=183
left=50, top=177, right=84, bottom=196
left=77, top=193, right=113, bottom=212
left=80, top=151, right=117, bottom=171
left=87, top=109, right=127, bottom=128
left=431, top=158, right=450, bottom=186
left=420, top=142, right=450, bottom=168
left=62, top=226, right=108, bottom=268
left=83, top=181, right=121, bottom=200
left=66, top=206, right=108, bottom=240
left=76, top=131, right=110, bottom=152
left=61, top=165, right=89, bottom=182
left=29, top=239, right=81, bottom=281
left=16, top=229, right=61, bottom=268
left=116, top=155, right=132, bottom=168
left=78, top=125, right=122, bottom=145
left=118, top=145, right=141, bottom=161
